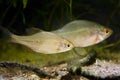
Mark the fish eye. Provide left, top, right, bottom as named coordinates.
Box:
left=67, top=44, right=70, bottom=47
left=104, top=29, right=109, bottom=33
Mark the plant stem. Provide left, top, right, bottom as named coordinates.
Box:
left=7, top=10, right=19, bottom=28
left=0, top=4, right=12, bottom=25
left=47, top=0, right=60, bottom=30
left=69, top=0, right=72, bottom=20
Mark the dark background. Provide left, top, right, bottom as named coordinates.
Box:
left=0, top=1, right=120, bottom=79
left=0, top=0, right=120, bottom=46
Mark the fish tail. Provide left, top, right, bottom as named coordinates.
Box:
left=0, top=26, right=12, bottom=41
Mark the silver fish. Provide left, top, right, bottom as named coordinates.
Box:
left=52, top=20, right=113, bottom=47
left=0, top=27, right=74, bottom=54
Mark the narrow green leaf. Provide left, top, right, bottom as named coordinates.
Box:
left=21, top=12, right=26, bottom=24
left=23, top=0, right=28, bottom=8
left=12, top=0, right=17, bottom=8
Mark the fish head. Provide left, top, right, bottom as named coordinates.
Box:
left=57, top=39, right=74, bottom=53
left=94, top=25, right=113, bottom=44
left=75, top=25, right=113, bottom=47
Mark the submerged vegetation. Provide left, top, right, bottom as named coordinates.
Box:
left=0, top=0, right=120, bottom=79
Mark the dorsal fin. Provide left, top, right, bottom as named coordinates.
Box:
left=26, top=27, right=44, bottom=35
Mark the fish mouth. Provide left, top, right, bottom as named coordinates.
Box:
left=104, top=28, right=113, bottom=40
left=95, top=28, right=113, bottom=44
left=108, top=28, right=113, bottom=36
left=68, top=42, right=74, bottom=51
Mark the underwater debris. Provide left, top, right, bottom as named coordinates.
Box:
left=81, top=59, right=120, bottom=79
left=68, top=50, right=96, bottom=73
left=40, top=63, right=69, bottom=79
left=0, top=62, right=50, bottom=80
left=0, top=65, right=40, bottom=80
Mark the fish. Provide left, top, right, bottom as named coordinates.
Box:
left=0, top=26, right=74, bottom=54
left=52, top=20, right=113, bottom=47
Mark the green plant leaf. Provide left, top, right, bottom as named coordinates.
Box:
left=12, top=0, right=17, bottom=8
left=21, top=12, right=26, bottom=24
left=23, top=0, right=28, bottom=8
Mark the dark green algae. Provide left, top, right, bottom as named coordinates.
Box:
left=0, top=40, right=89, bottom=68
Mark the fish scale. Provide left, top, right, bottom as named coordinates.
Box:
left=0, top=26, right=74, bottom=54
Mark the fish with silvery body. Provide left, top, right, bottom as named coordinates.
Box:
left=26, top=20, right=113, bottom=48
left=52, top=20, right=113, bottom=47
left=0, top=26, right=74, bottom=54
